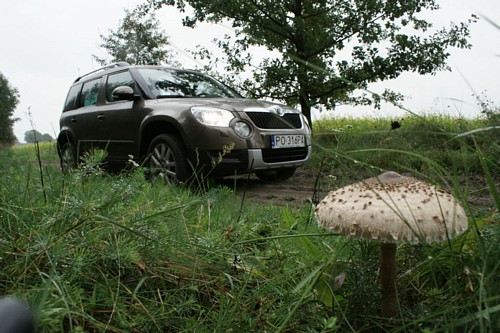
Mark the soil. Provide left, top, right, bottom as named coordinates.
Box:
left=220, top=169, right=497, bottom=213
left=219, top=168, right=325, bottom=207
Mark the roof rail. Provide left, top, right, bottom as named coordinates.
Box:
left=73, top=62, right=130, bottom=83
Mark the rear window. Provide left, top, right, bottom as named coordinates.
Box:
left=63, top=83, right=82, bottom=111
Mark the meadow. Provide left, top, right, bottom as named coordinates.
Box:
left=0, top=115, right=498, bottom=332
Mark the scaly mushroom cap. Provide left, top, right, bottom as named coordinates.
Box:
left=315, top=171, right=468, bottom=244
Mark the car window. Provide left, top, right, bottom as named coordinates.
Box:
left=63, top=83, right=82, bottom=111
left=106, top=71, right=135, bottom=102
left=79, top=78, right=101, bottom=107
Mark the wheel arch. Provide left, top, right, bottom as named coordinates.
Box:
left=56, top=130, right=76, bottom=158
left=138, top=118, right=189, bottom=161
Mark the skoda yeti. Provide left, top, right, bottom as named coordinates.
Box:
left=58, top=62, right=312, bottom=184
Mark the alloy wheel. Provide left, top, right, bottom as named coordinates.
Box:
left=149, top=143, right=177, bottom=185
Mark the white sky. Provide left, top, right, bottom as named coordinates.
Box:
left=0, top=0, right=498, bottom=142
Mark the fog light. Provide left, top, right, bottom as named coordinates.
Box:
left=234, top=121, right=252, bottom=138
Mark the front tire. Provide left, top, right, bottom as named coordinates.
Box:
left=255, top=167, right=296, bottom=182
left=147, top=134, right=190, bottom=185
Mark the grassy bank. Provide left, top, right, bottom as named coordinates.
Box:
left=312, top=115, right=499, bottom=176
left=0, top=116, right=499, bottom=332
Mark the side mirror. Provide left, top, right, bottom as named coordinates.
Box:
left=111, top=86, right=140, bottom=101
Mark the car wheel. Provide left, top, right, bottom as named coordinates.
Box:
left=60, top=141, right=76, bottom=173
left=255, top=167, right=296, bottom=182
left=147, top=134, right=190, bottom=185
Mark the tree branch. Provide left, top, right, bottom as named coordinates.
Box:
left=303, top=5, right=336, bottom=20
left=213, top=7, right=294, bottom=44
left=305, top=13, right=386, bottom=60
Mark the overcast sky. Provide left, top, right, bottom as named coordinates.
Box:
left=0, top=0, right=499, bottom=142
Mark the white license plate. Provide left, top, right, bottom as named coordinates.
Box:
left=271, top=135, right=305, bottom=149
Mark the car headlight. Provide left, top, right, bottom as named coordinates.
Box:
left=190, top=107, right=234, bottom=127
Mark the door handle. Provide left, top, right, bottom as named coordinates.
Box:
left=97, top=114, right=105, bottom=120
left=70, top=117, right=77, bottom=123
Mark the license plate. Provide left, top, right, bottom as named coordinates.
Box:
left=271, top=135, right=305, bottom=149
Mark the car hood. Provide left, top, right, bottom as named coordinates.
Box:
left=154, top=97, right=300, bottom=113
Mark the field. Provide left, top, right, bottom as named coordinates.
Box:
left=0, top=115, right=499, bottom=332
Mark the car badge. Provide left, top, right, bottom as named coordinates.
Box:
left=269, top=106, right=286, bottom=117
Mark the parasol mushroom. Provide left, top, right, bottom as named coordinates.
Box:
left=314, top=171, right=468, bottom=317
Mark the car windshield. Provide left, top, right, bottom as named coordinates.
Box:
left=137, top=68, right=241, bottom=99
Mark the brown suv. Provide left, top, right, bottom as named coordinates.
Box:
left=58, top=63, right=312, bottom=184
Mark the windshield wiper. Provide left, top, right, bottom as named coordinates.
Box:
left=156, top=94, right=188, bottom=98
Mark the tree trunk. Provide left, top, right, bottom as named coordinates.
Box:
left=299, top=92, right=313, bottom=131
left=292, top=0, right=313, bottom=131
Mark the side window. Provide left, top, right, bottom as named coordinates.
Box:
left=63, top=83, right=82, bottom=111
left=79, top=78, right=101, bottom=108
left=106, top=71, right=135, bottom=102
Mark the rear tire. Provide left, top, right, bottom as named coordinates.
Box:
left=60, top=141, right=76, bottom=173
left=255, top=167, right=296, bottom=182
left=147, top=134, right=190, bottom=185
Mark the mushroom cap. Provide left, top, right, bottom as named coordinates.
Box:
left=315, top=171, right=468, bottom=244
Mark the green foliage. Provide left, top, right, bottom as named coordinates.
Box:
left=0, top=72, right=19, bottom=145
left=312, top=115, right=500, bottom=179
left=24, top=130, right=53, bottom=143
left=94, top=9, right=171, bottom=66
left=5, top=141, right=57, bottom=162
left=145, top=0, right=474, bottom=125
left=1, top=115, right=499, bottom=332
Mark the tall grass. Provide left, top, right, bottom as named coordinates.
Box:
left=1, top=115, right=499, bottom=332
left=313, top=115, right=499, bottom=177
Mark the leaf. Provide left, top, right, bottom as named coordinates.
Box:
left=133, top=260, right=147, bottom=271
left=292, top=263, right=326, bottom=293
left=454, top=126, right=500, bottom=138
left=314, top=263, right=346, bottom=308
left=132, top=276, right=149, bottom=298
left=298, top=236, right=320, bottom=257
left=315, top=278, right=334, bottom=308
left=333, top=272, right=346, bottom=291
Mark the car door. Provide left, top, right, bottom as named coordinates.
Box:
left=72, top=77, right=106, bottom=157
left=93, top=70, right=144, bottom=161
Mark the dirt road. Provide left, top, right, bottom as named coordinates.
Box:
left=221, top=169, right=496, bottom=213
left=220, top=169, right=327, bottom=207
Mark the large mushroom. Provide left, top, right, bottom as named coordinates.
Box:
left=315, top=171, right=468, bottom=317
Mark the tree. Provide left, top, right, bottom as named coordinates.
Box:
left=145, top=0, right=473, bottom=126
left=94, top=9, right=171, bottom=65
left=0, top=72, right=19, bottom=145
left=24, top=130, right=53, bottom=143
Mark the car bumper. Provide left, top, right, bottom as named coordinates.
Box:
left=199, top=145, right=312, bottom=176
left=248, top=146, right=312, bottom=170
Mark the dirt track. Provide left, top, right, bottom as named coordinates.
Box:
left=221, top=168, right=496, bottom=212
left=219, top=169, right=328, bottom=207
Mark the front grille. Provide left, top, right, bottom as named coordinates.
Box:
left=246, top=112, right=302, bottom=129
left=261, top=147, right=308, bottom=163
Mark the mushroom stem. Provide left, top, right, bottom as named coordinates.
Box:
left=380, top=242, right=398, bottom=317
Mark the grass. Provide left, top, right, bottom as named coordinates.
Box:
left=0, top=115, right=499, bottom=332
left=312, top=115, right=499, bottom=176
